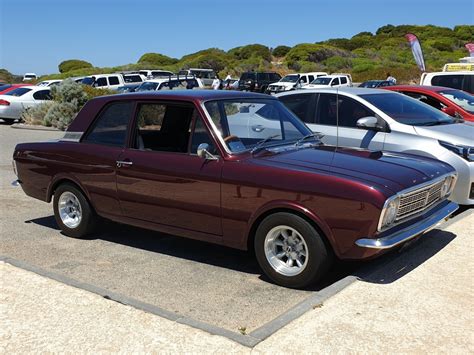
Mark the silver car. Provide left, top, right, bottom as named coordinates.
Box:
left=277, top=88, right=474, bottom=205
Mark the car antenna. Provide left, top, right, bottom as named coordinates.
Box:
left=336, top=88, right=339, bottom=149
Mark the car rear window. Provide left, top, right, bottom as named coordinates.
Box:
left=240, top=73, right=256, bottom=81
left=0, top=84, right=12, bottom=91
left=124, top=75, right=143, bottom=83
left=431, top=75, right=464, bottom=90
left=4, top=88, right=32, bottom=96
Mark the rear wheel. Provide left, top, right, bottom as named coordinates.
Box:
left=1, top=118, right=15, bottom=124
left=254, top=212, right=332, bottom=288
left=53, top=183, right=98, bottom=238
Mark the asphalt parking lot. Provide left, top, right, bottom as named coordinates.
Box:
left=0, top=121, right=472, bottom=345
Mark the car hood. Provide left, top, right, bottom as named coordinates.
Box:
left=269, top=82, right=296, bottom=87
left=251, top=145, right=453, bottom=194
left=301, top=84, right=329, bottom=89
left=413, top=122, right=474, bottom=146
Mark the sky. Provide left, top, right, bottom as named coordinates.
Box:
left=0, top=0, right=472, bottom=75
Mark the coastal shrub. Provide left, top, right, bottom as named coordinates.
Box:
left=58, top=59, right=93, bottom=73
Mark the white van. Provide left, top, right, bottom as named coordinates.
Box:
left=420, top=71, right=473, bottom=94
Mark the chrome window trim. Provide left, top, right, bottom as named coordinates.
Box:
left=377, top=173, right=457, bottom=232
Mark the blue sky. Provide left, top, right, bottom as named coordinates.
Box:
left=1, top=0, right=472, bottom=75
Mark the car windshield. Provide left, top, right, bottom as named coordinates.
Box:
left=4, top=87, right=32, bottom=96
left=310, top=77, right=331, bottom=85
left=81, top=77, right=95, bottom=85
left=280, top=75, right=299, bottom=83
left=361, top=93, right=455, bottom=126
left=438, top=89, right=474, bottom=114
left=360, top=81, right=381, bottom=88
left=204, top=98, right=313, bottom=153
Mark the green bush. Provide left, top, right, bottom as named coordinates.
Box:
left=58, top=60, right=93, bottom=73
left=43, top=102, right=78, bottom=130
left=272, top=45, right=291, bottom=57
left=138, top=53, right=178, bottom=66
left=21, top=101, right=56, bottom=126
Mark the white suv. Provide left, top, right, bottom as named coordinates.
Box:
left=302, top=74, right=352, bottom=89
left=266, top=72, right=327, bottom=94
left=420, top=71, right=473, bottom=94
left=81, top=74, right=146, bottom=90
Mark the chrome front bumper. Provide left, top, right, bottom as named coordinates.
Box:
left=11, top=179, right=20, bottom=186
left=355, top=202, right=458, bottom=249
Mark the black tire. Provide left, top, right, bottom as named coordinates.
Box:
left=254, top=212, right=332, bottom=288
left=1, top=118, right=15, bottom=124
left=53, top=183, right=98, bottom=238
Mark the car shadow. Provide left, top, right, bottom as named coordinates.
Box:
left=25, top=215, right=456, bottom=288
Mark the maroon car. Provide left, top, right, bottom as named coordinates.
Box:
left=12, top=91, right=458, bottom=288
left=384, top=85, right=474, bottom=122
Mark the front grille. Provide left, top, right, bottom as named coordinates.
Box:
left=396, top=179, right=444, bottom=220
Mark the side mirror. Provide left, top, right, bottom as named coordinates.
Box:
left=441, top=106, right=456, bottom=117
left=356, top=116, right=379, bottom=130
left=197, top=143, right=218, bottom=160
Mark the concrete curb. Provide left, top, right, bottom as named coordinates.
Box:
left=10, top=123, right=61, bottom=132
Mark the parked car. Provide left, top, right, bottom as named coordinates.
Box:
left=135, top=76, right=204, bottom=91
left=136, top=70, right=175, bottom=79
left=37, top=79, right=63, bottom=87
left=117, top=84, right=141, bottom=93
left=277, top=88, right=474, bottom=205
left=238, top=72, right=282, bottom=93
left=81, top=74, right=146, bottom=90
left=359, top=80, right=395, bottom=88
left=13, top=90, right=458, bottom=288
left=420, top=71, right=473, bottom=94
left=0, top=83, right=33, bottom=95
left=302, top=74, right=352, bottom=89
left=179, top=68, right=217, bottom=86
left=266, top=72, right=328, bottom=94
left=0, top=86, right=52, bottom=123
left=383, top=85, right=474, bottom=122
left=22, top=73, right=37, bottom=82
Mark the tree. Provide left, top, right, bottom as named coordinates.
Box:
left=137, top=53, right=178, bottom=66
left=58, top=60, right=93, bottom=73
left=272, top=45, right=291, bottom=57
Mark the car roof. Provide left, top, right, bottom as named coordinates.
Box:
left=100, top=89, right=274, bottom=102
left=278, top=87, right=392, bottom=97
left=385, top=85, right=458, bottom=92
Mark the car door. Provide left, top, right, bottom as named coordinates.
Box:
left=279, top=93, right=317, bottom=125
left=116, top=101, right=223, bottom=236
left=309, top=93, right=386, bottom=149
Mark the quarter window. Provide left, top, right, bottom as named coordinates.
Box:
left=340, top=77, right=347, bottom=84
left=431, top=75, right=464, bottom=90
left=83, top=102, right=134, bottom=147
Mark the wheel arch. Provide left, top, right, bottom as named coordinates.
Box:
left=246, top=203, right=336, bottom=257
left=47, top=175, right=92, bottom=204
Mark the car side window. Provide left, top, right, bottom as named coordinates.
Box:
left=315, top=94, right=338, bottom=125
left=299, top=76, right=307, bottom=83
left=331, top=78, right=340, bottom=86
left=337, top=96, right=374, bottom=128
left=108, top=76, right=120, bottom=85
left=133, top=103, right=194, bottom=153
left=308, top=75, right=314, bottom=82
left=33, top=90, right=52, bottom=100
left=96, top=77, right=107, bottom=87
left=190, top=114, right=218, bottom=155
left=431, top=75, right=463, bottom=90
left=279, top=94, right=314, bottom=123
left=83, top=102, right=134, bottom=147
left=402, top=92, right=446, bottom=110
left=340, top=77, right=347, bottom=84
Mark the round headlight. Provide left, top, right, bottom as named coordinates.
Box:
left=382, top=197, right=399, bottom=228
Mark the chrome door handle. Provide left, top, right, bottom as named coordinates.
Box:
left=252, top=125, right=265, bottom=132
left=116, top=160, right=133, bottom=168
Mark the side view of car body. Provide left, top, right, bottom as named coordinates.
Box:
left=383, top=85, right=474, bottom=122
left=278, top=88, right=474, bottom=205
left=37, top=80, right=63, bottom=87
left=238, top=72, right=282, bottom=93
left=13, top=90, right=458, bottom=288
left=0, top=86, right=52, bottom=123
left=302, top=74, right=352, bottom=89
left=420, top=71, right=473, bottom=94
left=266, top=72, right=328, bottom=94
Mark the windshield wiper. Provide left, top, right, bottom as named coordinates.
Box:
left=251, top=134, right=281, bottom=153
left=294, top=133, right=324, bottom=146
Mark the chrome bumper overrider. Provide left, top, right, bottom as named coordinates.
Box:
left=356, top=202, right=458, bottom=249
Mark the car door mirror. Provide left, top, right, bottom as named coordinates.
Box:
left=197, top=143, right=218, bottom=160
left=356, top=116, right=379, bottom=130
left=441, top=106, right=456, bottom=117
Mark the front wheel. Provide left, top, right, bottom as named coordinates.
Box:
left=53, top=183, right=98, bottom=238
left=254, top=212, right=332, bottom=288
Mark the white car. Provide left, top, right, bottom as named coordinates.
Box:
left=266, top=72, right=328, bottom=94
left=0, top=86, right=52, bottom=123
left=81, top=74, right=146, bottom=90
left=278, top=87, right=474, bottom=205
left=420, top=71, right=473, bottom=94
left=302, top=74, right=352, bottom=89
left=22, top=73, right=37, bottom=82
left=37, top=80, right=63, bottom=87
left=137, top=69, right=174, bottom=79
